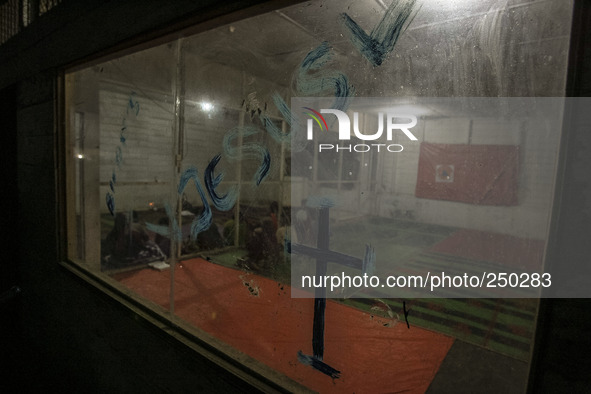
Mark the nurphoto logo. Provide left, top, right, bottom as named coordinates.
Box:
left=304, top=108, right=418, bottom=153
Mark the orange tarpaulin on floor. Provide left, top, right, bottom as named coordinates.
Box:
left=113, top=258, right=453, bottom=393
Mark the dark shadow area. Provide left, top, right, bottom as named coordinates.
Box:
left=427, top=340, right=528, bottom=394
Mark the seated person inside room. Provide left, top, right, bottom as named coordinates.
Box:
left=234, top=202, right=282, bottom=272
left=102, top=211, right=165, bottom=267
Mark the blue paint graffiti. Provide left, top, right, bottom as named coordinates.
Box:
left=153, top=137, right=271, bottom=243
left=259, top=93, right=293, bottom=144
left=297, top=351, right=341, bottom=379
left=282, top=2, right=419, bottom=377
left=205, top=154, right=238, bottom=211
left=139, top=1, right=418, bottom=380
left=127, top=95, right=140, bottom=116
left=223, top=126, right=271, bottom=186
left=296, top=42, right=354, bottom=111
left=105, top=194, right=115, bottom=216
left=178, top=167, right=213, bottom=241
left=260, top=42, right=354, bottom=146
left=340, top=0, right=419, bottom=66
left=109, top=173, right=116, bottom=193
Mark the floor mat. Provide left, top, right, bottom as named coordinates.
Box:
left=341, top=295, right=536, bottom=362
left=330, top=221, right=540, bottom=361
left=112, top=258, right=454, bottom=393
left=207, top=220, right=539, bottom=361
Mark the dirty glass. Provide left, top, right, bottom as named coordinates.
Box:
left=65, top=0, right=574, bottom=392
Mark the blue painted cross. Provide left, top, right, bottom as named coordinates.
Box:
left=289, top=206, right=374, bottom=379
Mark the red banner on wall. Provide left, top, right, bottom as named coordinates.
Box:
left=415, top=143, right=519, bottom=206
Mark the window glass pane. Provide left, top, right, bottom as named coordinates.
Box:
left=65, top=0, right=573, bottom=391
left=66, top=43, right=178, bottom=303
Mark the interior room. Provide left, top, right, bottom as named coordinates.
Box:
left=3, top=0, right=590, bottom=392
left=62, top=0, right=572, bottom=392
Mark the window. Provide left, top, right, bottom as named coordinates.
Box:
left=64, top=0, right=574, bottom=391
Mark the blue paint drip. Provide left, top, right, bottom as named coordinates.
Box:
left=204, top=154, right=238, bottom=211
left=110, top=172, right=116, bottom=192
left=178, top=167, right=212, bottom=241
left=105, top=193, right=115, bottom=216
left=340, top=0, right=418, bottom=66
left=127, top=92, right=140, bottom=116
left=115, top=146, right=123, bottom=167
left=109, top=172, right=116, bottom=192
left=120, top=121, right=127, bottom=144
left=297, top=351, right=341, bottom=379
left=223, top=126, right=271, bottom=185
